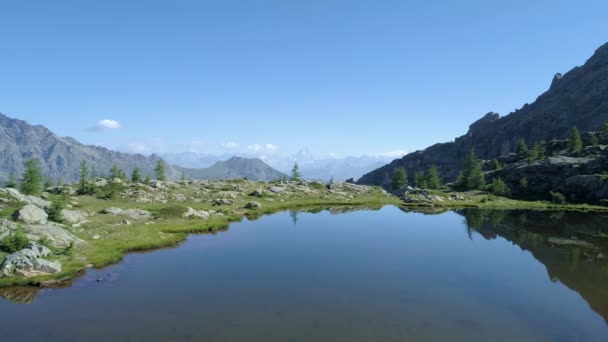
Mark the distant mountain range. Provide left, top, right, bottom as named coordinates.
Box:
left=0, top=114, right=285, bottom=183
left=359, top=42, right=608, bottom=188
left=162, top=149, right=402, bottom=182
left=176, top=157, right=286, bottom=181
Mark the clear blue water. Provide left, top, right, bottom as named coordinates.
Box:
left=0, top=206, right=607, bottom=341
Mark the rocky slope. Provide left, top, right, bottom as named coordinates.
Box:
left=0, top=113, right=178, bottom=183
left=359, top=42, right=608, bottom=188
left=175, top=157, right=287, bottom=181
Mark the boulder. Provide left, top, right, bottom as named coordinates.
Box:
left=0, top=219, right=18, bottom=240
left=24, top=223, right=85, bottom=248
left=0, top=188, right=51, bottom=208
left=245, top=202, right=262, bottom=209
left=0, top=243, right=61, bottom=277
left=173, top=194, right=187, bottom=202
left=60, top=209, right=89, bottom=225
left=268, top=187, right=285, bottom=194
left=182, top=208, right=210, bottom=220
left=250, top=188, right=265, bottom=197
left=213, top=198, right=234, bottom=206
left=102, top=207, right=124, bottom=215
left=15, top=204, right=48, bottom=224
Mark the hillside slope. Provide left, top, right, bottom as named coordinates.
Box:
left=358, top=42, right=608, bottom=188
left=0, top=113, right=177, bottom=183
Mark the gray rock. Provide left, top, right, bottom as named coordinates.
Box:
left=0, top=219, right=18, bottom=240
left=182, top=208, right=209, bottom=220
left=102, top=207, right=124, bottom=215
left=15, top=204, right=48, bottom=224
left=122, top=209, right=152, bottom=219
left=0, top=188, right=51, bottom=208
left=24, top=223, right=85, bottom=248
left=268, top=186, right=285, bottom=193
left=173, top=194, right=187, bottom=202
left=212, top=198, right=234, bottom=206
left=60, top=209, right=89, bottom=225
left=0, top=243, right=61, bottom=277
left=245, top=202, right=262, bottom=209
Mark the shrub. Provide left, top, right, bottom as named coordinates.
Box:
left=47, top=196, right=66, bottom=223
left=155, top=205, right=188, bottom=219
left=550, top=191, right=566, bottom=204
left=0, top=227, right=30, bottom=253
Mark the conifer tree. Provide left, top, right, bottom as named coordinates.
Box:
left=569, top=126, right=583, bottom=154
left=79, top=160, right=89, bottom=194
left=290, top=162, right=302, bottom=181
left=155, top=160, right=167, bottom=181
left=516, top=138, right=528, bottom=155
left=20, top=159, right=43, bottom=195
left=425, top=165, right=441, bottom=189
left=5, top=173, right=17, bottom=188
left=391, top=167, right=408, bottom=190
left=414, top=171, right=427, bottom=189
left=131, top=168, right=142, bottom=183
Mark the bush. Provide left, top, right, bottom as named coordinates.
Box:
left=155, top=205, right=188, bottom=219
left=47, top=196, right=66, bottom=223
left=550, top=191, right=566, bottom=204
left=0, top=227, right=30, bottom=253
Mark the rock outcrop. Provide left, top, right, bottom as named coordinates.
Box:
left=359, top=42, right=608, bottom=189
left=0, top=243, right=62, bottom=277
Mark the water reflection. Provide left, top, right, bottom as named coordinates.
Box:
left=455, top=209, right=608, bottom=323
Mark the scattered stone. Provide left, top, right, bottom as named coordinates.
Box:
left=120, top=219, right=131, bottom=225
left=251, top=188, right=265, bottom=197
left=173, top=194, right=187, bottom=202
left=92, top=234, right=101, bottom=240
left=268, top=186, right=285, bottom=194
left=213, top=198, right=234, bottom=206
left=102, top=207, right=124, bottom=215
left=182, top=208, right=210, bottom=220
left=245, top=202, right=262, bottom=209
left=15, top=204, right=48, bottom=224
left=0, top=219, right=18, bottom=240
left=122, top=209, right=152, bottom=219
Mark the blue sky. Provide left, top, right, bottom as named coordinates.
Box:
left=1, top=0, right=607, bottom=157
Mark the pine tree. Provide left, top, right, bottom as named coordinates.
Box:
left=602, top=122, right=608, bottom=134
left=20, top=159, right=43, bottom=195
left=79, top=160, right=89, bottom=194
left=569, top=126, right=583, bottom=154
left=414, top=171, right=427, bottom=189
left=590, top=134, right=599, bottom=146
left=391, top=167, right=408, bottom=190
left=489, top=177, right=510, bottom=196
left=457, top=150, right=485, bottom=190
left=144, top=175, right=151, bottom=185
left=109, top=165, right=126, bottom=180
left=290, top=162, right=302, bottom=181
left=131, top=168, right=142, bottom=183
left=155, top=161, right=167, bottom=181
left=528, top=143, right=542, bottom=162
left=516, top=138, right=528, bottom=155
left=425, top=165, right=441, bottom=189
left=5, top=173, right=17, bottom=188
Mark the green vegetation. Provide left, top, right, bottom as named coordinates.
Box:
left=425, top=165, right=442, bottom=189
left=0, top=227, right=29, bottom=254
left=79, top=160, right=89, bottom=194
left=5, top=173, right=17, bottom=189
left=20, top=159, right=43, bottom=195
left=155, top=160, right=167, bottom=181
left=456, top=150, right=485, bottom=190
left=516, top=138, right=528, bottom=154
left=550, top=191, right=566, bottom=204
left=414, top=171, right=426, bottom=189
left=602, top=121, right=608, bottom=134
left=109, top=165, right=127, bottom=181
left=528, top=143, right=545, bottom=162
left=489, top=177, right=510, bottom=196
left=391, top=167, right=408, bottom=190
left=47, top=196, right=66, bottom=223
left=492, top=159, right=502, bottom=170
left=569, top=126, right=583, bottom=154
left=290, top=162, right=302, bottom=182
left=131, top=168, right=142, bottom=183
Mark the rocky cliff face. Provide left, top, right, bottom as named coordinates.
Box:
left=358, top=42, right=608, bottom=188
left=0, top=113, right=177, bottom=183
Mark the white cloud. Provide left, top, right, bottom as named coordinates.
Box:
left=87, top=119, right=122, bottom=132
left=247, top=143, right=279, bottom=153
left=376, top=149, right=408, bottom=158
left=221, top=141, right=240, bottom=149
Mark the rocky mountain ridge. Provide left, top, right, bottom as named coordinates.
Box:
left=358, top=42, right=608, bottom=188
